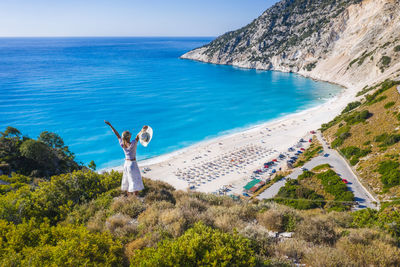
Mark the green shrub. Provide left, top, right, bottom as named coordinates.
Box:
left=295, top=144, right=323, bottom=167
left=298, top=170, right=315, bottom=179
left=0, top=127, right=81, bottom=177
left=377, top=206, right=400, bottom=237
left=0, top=219, right=124, bottom=266
left=349, top=158, right=359, bottom=166
left=272, top=174, right=285, bottom=183
left=274, top=178, right=325, bottom=210
left=0, top=170, right=122, bottom=224
left=365, top=80, right=400, bottom=105
left=320, top=114, right=343, bottom=132
left=130, top=222, right=256, bottom=266
left=363, top=140, right=371, bottom=146
left=331, top=125, right=353, bottom=148
left=394, top=45, right=400, bottom=52
left=374, top=133, right=400, bottom=147
left=380, top=56, right=391, bottom=66
left=351, top=208, right=379, bottom=228
left=304, top=62, right=317, bottom=71
left=384, top=101, right=396, bottom=109
left=316, top=170, right=354, bottom=210
left=377, top=160, right=400, bottom=188
left=342, top=101, right=361, bottom=114
left=335, top=125, right=351, bottom=137
left=332, top=136, right=344, bottom=148
left=0, top=173, right=32, bottom=194
left=344, top=110, right=372, bottom=125
left=340, top=146, right=371, bottom=164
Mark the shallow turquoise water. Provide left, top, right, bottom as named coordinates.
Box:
left=0, top=37, right=341, bottom=169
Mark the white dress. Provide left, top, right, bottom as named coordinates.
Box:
left=118, top=138, right=144, bottom=192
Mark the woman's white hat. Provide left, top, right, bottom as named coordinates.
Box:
left=139, top=126, right=153, bottom=147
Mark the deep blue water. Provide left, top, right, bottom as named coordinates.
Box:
left=0, top=37, right=341, bottom=169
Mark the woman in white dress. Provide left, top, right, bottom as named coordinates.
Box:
left=105, top=121, right=147, bottom=197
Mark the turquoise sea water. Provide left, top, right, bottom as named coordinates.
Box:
left=0, top=37, right=341, bottom=169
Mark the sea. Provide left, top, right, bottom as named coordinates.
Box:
left=0, top=37, right=342, bottom=169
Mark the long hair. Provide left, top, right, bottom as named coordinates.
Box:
left=121, top=131, right=131, bottom=148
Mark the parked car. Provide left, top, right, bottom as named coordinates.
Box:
left=342, top=179, right=349, bottom=184
left=243, top=192, right=250, bottom=197
left=301, top=167, right=308, bottom=171
left=324, top=153, right=329, bottom=157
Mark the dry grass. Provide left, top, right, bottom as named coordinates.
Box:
left=302, top=245, right=354, bottom=267
left=274, top=239, right=310, bottom=262
left=336, top=237, right=400, bottom=266
left=257, top=207, right=299, bottom=232
left=159, top=208, right=186, bottom=237
left=66, top=178, right=400, bottom=266
left=86, top=209, right=108, bottom=232
left=239, top=223, right=274, bottom=256
left=110, top=195, right=145, bottom=218
left=125, top=237, right=148, bottom=258
left=295, top=217, right=338, bottom=245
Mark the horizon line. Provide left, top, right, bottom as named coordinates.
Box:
left=0, top=35, right=217, bottom=38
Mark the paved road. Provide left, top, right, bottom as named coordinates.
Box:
left=258, top=132, right=379, bottom=210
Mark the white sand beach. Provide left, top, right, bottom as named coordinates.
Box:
left=103, top=84, right=360, bottom=195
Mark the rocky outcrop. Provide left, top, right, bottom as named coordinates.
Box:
left=182, top=0, right=400, bottom=89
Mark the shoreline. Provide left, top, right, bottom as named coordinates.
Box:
left=101, top=91, right=341, bottom=171
left=100, top=78, right=359, bottom=194
left=100, top=65, right=348, bottom=173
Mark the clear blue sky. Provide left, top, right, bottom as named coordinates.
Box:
left=0, top=0, right=278, bottom=37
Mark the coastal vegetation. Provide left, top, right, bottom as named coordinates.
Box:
left=321, top=80, right=400, bottom=199
left=0, top=127, right=400, bottom=265
left=274, top=166, right=354, bottom=211
left=0, top=127, right=82, bottom=178
left=1, top=165, right=399, bottom=265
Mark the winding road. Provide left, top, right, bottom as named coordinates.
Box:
left=257, top=132, right=379, bottom=210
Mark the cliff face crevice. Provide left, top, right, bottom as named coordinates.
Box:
left=182, top=0, right=400, bottom=90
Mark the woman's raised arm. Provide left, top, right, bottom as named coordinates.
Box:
left=104, top=120, right=121, bottom=139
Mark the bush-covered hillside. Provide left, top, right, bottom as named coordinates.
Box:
left=0, top=169, right=399, bottom=266
left=321, top=80, right=400, bottom=200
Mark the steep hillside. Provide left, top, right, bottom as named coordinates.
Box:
left=321, top=80, right=400, bottom=200
left=182, top=0, right=400, bottom=89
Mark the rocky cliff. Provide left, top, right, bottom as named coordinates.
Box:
left=182, top=0, right=400, bottom=89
